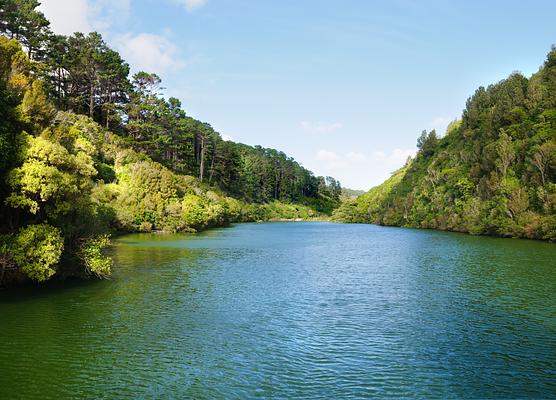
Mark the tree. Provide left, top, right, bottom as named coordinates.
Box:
left=42, top=34, right=69, bottom=108
left=495, top=131, right=515, bottom=177
left=0, top=0, right=345, bottom=286
left=0, top=36, right=27, bottom=178
left=6, top=132, right=97, bottom=218
left=132, top=71, right=162, bottom=95
left=417, top=129, right=438, bottom=156
left=531, top=141, right=556, bottom=187
left=0, top=0, right=51, bottom=60
left=20, top=79, right=56, bottom=132
left=0, top=36, right=30, bottom=227
left=47, top=32, right=131, bottom=125
left=80, top=235, right=112, bottom=278
left=126, top=71, right=165, bottom=140
left=12, top=223, right=63, bottom=282
left=335, top=47, right=556, bottom=240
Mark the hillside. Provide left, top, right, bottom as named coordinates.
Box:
left=334, top=48, right=556, bottom=241
left=0, top=2, right=341, bottom=285
left=340, top=187, right=366, bottom=199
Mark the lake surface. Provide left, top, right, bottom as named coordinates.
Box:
left=1, top=222, right=556, bottom=399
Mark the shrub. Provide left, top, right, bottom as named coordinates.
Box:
left=80, top=235, right=112, bottom=278
left=12, top=224, right=63, bottom=282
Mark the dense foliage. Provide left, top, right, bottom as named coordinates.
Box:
left=335, top=48, right=556, bottom=240
left=0, top=2, right=341, bottom=285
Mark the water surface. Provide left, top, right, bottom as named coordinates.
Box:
left=1, top=222, right=556, bottom=398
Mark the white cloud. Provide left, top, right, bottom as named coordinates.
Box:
left=300, top=120, right=342, bottom=134
left=41, top=1, right=185, bottom=77
left=113, top=33, right=185, bottom=74
left=221, top=134, right=234, bottom=141
left=38, top=0, right=92, bottom=35
left=174, top=0, right=207, bottom=12
left=39, top=0, right=130, bottom=35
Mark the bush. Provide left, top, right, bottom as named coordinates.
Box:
left=12, top=224, right=63, bottom=282
left=80, top=235, right=112, bottom=278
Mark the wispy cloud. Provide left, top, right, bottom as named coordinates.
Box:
left=113, top=33, right=186, bottom=74
left=91, top=0, right=131, bottom=31
left=300, top=120, right=342, bottom=134
left=317, top=148, right=414, bottom=170
left=316, top=150, right=367, bottom=169
left=173, top=0, right=207, bottom=12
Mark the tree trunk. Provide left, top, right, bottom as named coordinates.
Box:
left=274, top=169, right=281, bottom=200
left=105, top=90, right=112, bottom=129
left=199, top=136, right=205, bottom=182
left=208, top=146, right=216, bottom=184
left=89, top=82, right=94, bottom=118
left=534, top=158, right=546, bottom=187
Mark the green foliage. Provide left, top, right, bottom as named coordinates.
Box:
left=12, top=224, right=63, bottom=282
left=20, top=80, right=56, bottom=132
left=240, top=201, right=317, bottom=222
left=0, top=37, right=27, bottom=186
left=6, top=132, right=96, bottom=217
left=416, top=129, right=439, bottom=156
left=336, top=48, right=556, bottom=241
left=122, top=75, right=341, bottom=206
left=0, top=0, right=51, bottom=60
left=95, top=162, right=116, bottom=183
left=0, top=3, right=341, bottom=285
left=101, top=149, right=323, bottom=232
left=181, top=194, right=209, bottom=229
left=333, top=166, right=408, bottom=223
left=108, top=153, right=193, bottom=232
left=80, top=235, right=112, bottom=278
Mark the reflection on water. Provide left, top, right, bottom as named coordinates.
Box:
left=1, top=222, right=556, bottom=399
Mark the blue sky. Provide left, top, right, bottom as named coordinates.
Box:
left=40, top=0, right=556, bottom=189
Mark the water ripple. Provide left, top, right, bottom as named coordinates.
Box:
left=1, top=223, right=556, bottom=399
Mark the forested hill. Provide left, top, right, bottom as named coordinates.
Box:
left=334, top=48, right=556, bottom=241
left=0, top=1, right=341, bottom=285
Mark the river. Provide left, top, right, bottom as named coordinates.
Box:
left=1, top=222, right=555, bottom=398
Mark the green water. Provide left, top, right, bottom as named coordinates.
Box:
left=1, top=222, right=556, bottom=399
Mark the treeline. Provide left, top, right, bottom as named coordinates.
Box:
left=0, top=1, right=341, bottom=205
left=0, top=1, right=341, bottom=285
left=334, top=48, right=556, bottom=241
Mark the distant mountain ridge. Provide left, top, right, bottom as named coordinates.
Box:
left=341, top=188, right=366, bottom=199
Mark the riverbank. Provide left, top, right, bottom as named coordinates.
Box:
left=0, top=202, right=334, bottom=288
left=0, top=34, right=341, bottom=288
